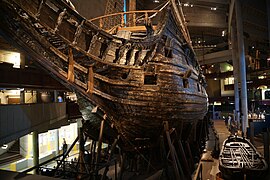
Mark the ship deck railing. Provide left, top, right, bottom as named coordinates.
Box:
left=89, top=10, right=160, bottom=33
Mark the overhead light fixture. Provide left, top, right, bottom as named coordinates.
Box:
left=222, top=30, right=225, bottom=37
left=184, top=3, right=189, bottom=7
left=211, top=7, right=217, bottom=10
left=214, top=101, right=221, bottom=105
left=153, top=0, right=160, bottom=3
left=258, top=76, right=266, bottom=79
left=1, top=144, right=8, bottom=149
left=0, top=50, right=21, bottom=68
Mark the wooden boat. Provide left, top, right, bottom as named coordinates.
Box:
left=219, top=136, right=268, bottom=178
left=0, top=0, right=208, bottom=151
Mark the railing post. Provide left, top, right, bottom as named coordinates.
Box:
left=121, top=13, right=125, bottom=27
left=132, top=13, right=136, bottom=26
left=99, top=18, right=103, bottom=29
left=144, top=12, right=148, bottom=22
left=32, top=131, right=39, bottom=174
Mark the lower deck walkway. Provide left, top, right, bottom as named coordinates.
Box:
left=194, top=120, right=230, bottom=180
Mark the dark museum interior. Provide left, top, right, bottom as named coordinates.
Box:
left=0, top=0, right=270, bottom=179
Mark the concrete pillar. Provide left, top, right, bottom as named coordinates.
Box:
left=20, top=53, right=25, bottom=69
left=19, top=135, right=30, bottom=158
left=267, top=0, right=270, bottom=47
left=36, top=91, right=41, bottom=103
left=212, top=105, right=215, bottom=120
left=20, top=90, right=25, bottom=104
left=235, top=0, right=248, bottom=136
left=56, top=129, right=60, bottom=155
left=32, top=131, right=39, bottom=174
left=231, top=25, right=240, bottom=128
left=54, top=90, right=58, bottom=103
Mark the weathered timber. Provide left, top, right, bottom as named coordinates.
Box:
left=219, top=136, right=268, bottom=179
left=0, top=0, right=208, bottom=152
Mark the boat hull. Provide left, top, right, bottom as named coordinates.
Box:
left=0, top=0, right=208, bottom=149
left=219, top=136, right=268, bottom=179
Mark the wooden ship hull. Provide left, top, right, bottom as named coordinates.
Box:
left=219, top=136, right=268, bottom=178
left=0, top=0, right=208, bottom=151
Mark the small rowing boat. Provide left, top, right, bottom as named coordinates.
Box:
left=219, top=135, right=268, bottom=178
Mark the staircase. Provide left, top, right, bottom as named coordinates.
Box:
left=0, top=140, right=23, bottom=166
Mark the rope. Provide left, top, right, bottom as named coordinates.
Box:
left=136, top=0, right=170, bottom=21
left=107, top=0, right=170, bottom=33
left=149, top=0, right=170, bottom=19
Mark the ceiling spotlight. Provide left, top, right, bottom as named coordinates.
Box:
left=211, top=7, right=217, bottom=10
left=222, top=30, right=225, bottom=37
left=153, top=0, right=160, bottom=3
left=1, top=144, right=8, bottom=149
left=184, top=3, right=189, bottom=7
left=190, top=4, right=194, bottom=7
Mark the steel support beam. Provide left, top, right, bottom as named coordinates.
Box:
left=231, top=26, right=240, bottom=127
left=228, top=0, right=235, bottom=34
left=235, top=0, right=248, bottom=136
left=32, top=131, right=39, bottom=174
left=56, top=129, right=60, bottom=156
left=267, top=0, right=270, bottom=47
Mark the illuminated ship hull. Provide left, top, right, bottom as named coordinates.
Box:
left=0, top=0, right=208, bottom=150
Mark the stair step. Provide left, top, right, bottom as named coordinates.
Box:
left=0, top=153, right=23, bottom=165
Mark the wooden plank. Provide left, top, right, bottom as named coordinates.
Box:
left=87, top=66, right=94, bottom=95
left=118, top=25, right=157, bottom=32
left=49, top=47, right=88, bottom=73
left=67, top=47, right=75, bottom=82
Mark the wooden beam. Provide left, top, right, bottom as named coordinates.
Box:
left=164, top=121, right=181, bottom=180
left=87, top=65, right=94, bottom=95
left=67, top=47, right=75, bottom=82
left=129, top=0, right=136, bottom=26
left=118, top=25, right=157, bottom=32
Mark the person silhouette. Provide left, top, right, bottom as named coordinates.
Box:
left=62, top=138, right=68, bottom=156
